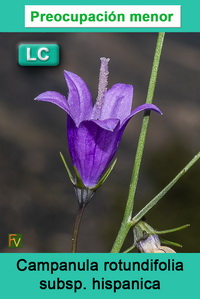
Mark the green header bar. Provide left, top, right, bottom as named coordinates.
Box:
left=0, top=0, right=200, bottom=32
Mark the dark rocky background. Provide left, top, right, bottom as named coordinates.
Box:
left=0, top=33, right=199, bottom=252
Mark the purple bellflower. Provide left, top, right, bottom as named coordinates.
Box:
left=35, top=58, right=162, bottom=205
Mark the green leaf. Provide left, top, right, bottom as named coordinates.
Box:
left=59, top=152, right=75, bottom=185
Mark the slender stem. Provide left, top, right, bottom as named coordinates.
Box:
left=111, top=33, right=165, bottom=253
left=132, top=152, right=200, bottom=223
left=71, top=204, right=85, bottom=253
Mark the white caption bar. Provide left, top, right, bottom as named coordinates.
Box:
left=25, top=5, right=181, bottom=28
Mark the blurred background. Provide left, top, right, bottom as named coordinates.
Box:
left=0, top=33, right=199, bottom=253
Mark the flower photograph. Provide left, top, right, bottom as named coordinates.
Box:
left=0, top=33, right=199, bottom=252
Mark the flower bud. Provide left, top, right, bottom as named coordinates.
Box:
left=136, top=234, right=176, bottom=253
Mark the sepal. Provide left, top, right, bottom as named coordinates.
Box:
left=159, top=238, right=182, bottom=248
left=74, top=166, right=86, bottom=189
left=60, top=152, right=75, bottom=185
left=91, top=158, right=117, bottom=191
left=60, top=153, right=117, bottom=206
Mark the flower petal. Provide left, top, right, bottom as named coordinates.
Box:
left=92, top=83, right=133, bottom=122
left=91, top=118, right=120, bottom=131
left=34, top=91, right=70, bottom=113
left=121, top=103, right=163, bottom=128
left=67, top=116, right=121, bottom=187
left=64, top=71, right=93, bottom=125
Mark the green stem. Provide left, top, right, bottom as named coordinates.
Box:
left=132, top=152, right=200, bottom=223
left=111, top=32, right=165, bottom=253
left=71, top=204, right=85, bottom=253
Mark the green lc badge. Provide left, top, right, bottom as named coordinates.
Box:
left=18, top=44, right=60, bottom=66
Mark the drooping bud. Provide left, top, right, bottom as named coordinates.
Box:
left=133, top=221, right=176, bottom=253
left=136, top=234, right=176, bottom=253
